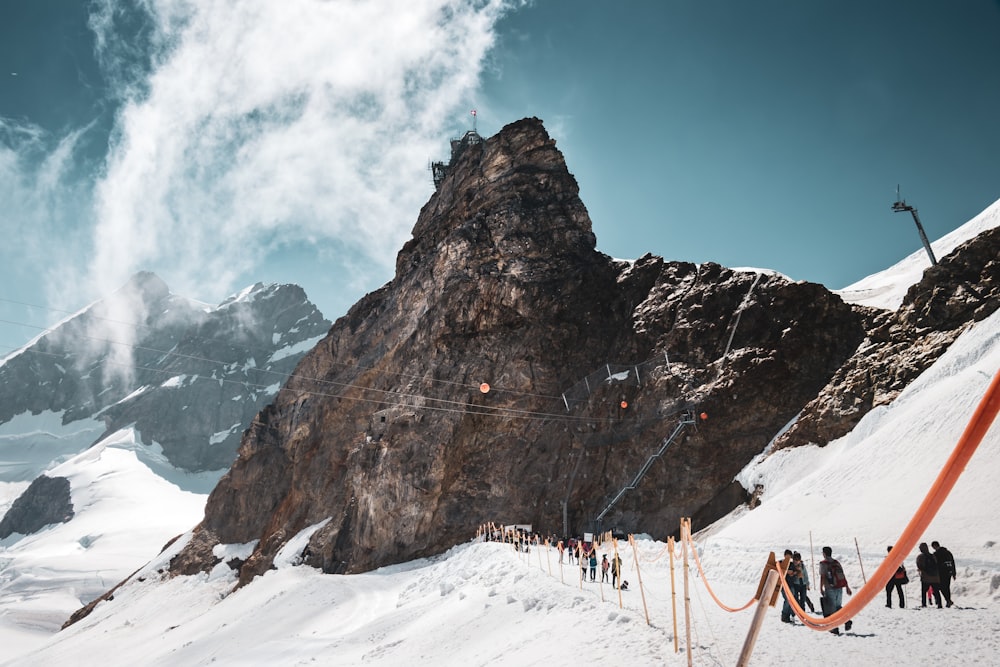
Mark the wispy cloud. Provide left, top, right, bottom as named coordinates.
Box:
left=0, top=118, right=94, bottom=305
left=84, top=0, right=518, bottom=303
left=1, top=0, right=518, bottom=387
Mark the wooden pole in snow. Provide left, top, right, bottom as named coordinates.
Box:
left=630, top=535, right=651, bottom=626
left=810, top=531, right=817, bottom=586
left=669, top=535, right=679, bottom=654
left=682, top=518, right=693, bottom=667
left=855, top=537, right=867, bottom=584
left=736, top=567, right=780, bottom=667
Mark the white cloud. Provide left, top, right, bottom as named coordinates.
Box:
left=86, top=0, right=517, bottom=303
left=0, top=118, right=93, bottom=308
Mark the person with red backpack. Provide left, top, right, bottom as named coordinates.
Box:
left=818, top=546, right=853, bottom=635
left=885, top=545, right=908, bottom=608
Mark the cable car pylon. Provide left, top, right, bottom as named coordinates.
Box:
left=892, top=185, right=938, bottom=266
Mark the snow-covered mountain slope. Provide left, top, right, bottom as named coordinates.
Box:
left=7, top=307, right=999, bottom=666
left=0, top=428, right=207, bottom=656
left=0, top=273, right=330, bottom=655
left=836, top=196, right=1000, bottom=309
left=2, top=199, right=998, bottom=663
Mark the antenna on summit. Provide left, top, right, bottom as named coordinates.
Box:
left=891, top=185, right=938, bottom=266
left=427, top=111, right=484, bottom=191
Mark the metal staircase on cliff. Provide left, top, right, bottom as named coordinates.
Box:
left=593, top=409, right=699, bottom=532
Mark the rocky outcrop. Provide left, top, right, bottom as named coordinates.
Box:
left=168, top=118, right=872, bottom=581
left=96, top=280, right=332, bottom=471
left=0, top=475, right=73, bottom=539
left=773, top=225, right=1000, bottom=450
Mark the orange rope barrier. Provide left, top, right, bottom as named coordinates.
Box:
left=787, top=366, right=1000, bottom=630
left=685, top=534, right=758, bottom=612
left=638, top=539, right=674, bottom=564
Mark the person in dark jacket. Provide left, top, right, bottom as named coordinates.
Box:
left=792, top=552, right=814, bottom=612
left=931, top=541, right=956, bottom=607
left=916, top=542, right=942, bottom=608
left=780, top=549, right=795, bottom=623
left=884, top=545, right=908, bottom=608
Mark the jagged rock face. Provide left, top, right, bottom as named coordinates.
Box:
left=169, top=118, right=867, bottom=581
left=0, top=273, right=331, bottom=473
left=0, top=273, right=201, bottom=426
left=97, top=280, right=332, bottom=471
left=773, top=226, right=1000, bottom=451
left=0, top=475, right=72, bottom=538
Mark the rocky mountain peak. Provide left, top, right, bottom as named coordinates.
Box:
left=400, top=117, right=595, bottom=283
left=165, top=118, right=877, bottom=583
left=36, top=112, right=997, bottom=629
left=115, top=270, right=171, bottom=301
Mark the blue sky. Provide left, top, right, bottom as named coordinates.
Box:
left=2, top=0, right=999, bottom=353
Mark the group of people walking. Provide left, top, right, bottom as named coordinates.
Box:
left=914, top=541, right=957, bottom=608
left=779, top=546, right=851, bottom=633
left=780, top=546, right=853, bottom=634
left=780, top=540, right=958, bottom=635
left=885, top=540, right=957, bottom=609
left=780, top=550, right=815, bottom=623
left=556, top=538, right=627, bottom=589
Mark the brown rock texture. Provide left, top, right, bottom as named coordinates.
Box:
left=166, top=118, right=996, bottom=584
left=772, top=225, right=1000, bottom=450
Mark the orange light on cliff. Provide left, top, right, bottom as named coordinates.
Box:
left=620, top=401, right=628, bottom=409
left=479, top=383, right=491, bottom=394
left=700, top=412, right=708, bottom=421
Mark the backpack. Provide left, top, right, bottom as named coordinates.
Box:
left=823, top=558, right=847, bottom=588
left=922, top=553, right=939, bottom=576
left=936, top=549, right=956, bottom=577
